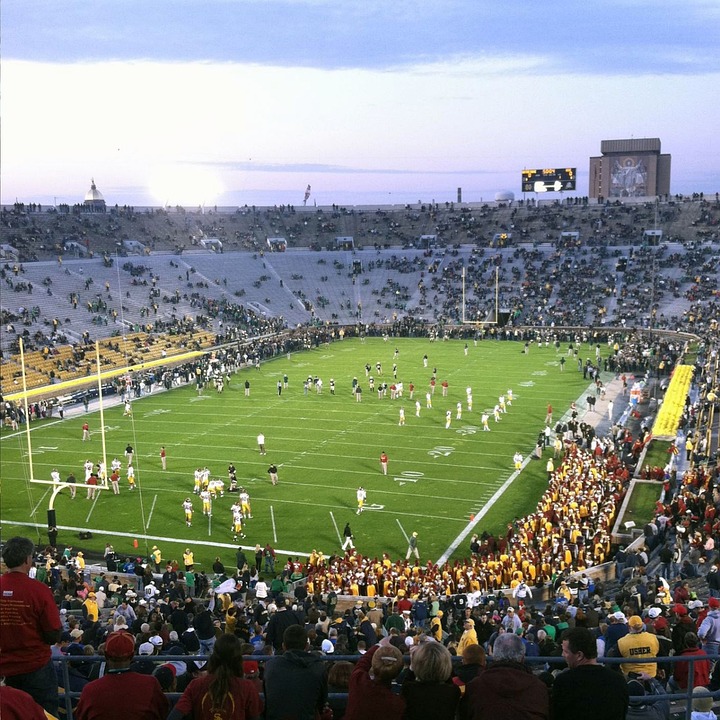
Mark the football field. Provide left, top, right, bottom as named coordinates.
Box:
left=0, top=338, right=605, bottom=570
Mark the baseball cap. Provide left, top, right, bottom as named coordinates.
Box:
left=104, top=631, right=136, bottom=660
left=149, top=635, right=163, bottom=647
left=709, top=597, right=720, bottom=609
left=321, top=639, right=334, bottom=654
left=138, top=642, right=155, bottom=655
left=647, top=607, right=661, bottom=618
left=628, top=615, right=644, bottom=630
left=152, top=665, right=176, bottom=690
left=243, top=660, right=259, bottom=676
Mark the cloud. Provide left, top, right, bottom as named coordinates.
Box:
left=3, top=0, right=718, bottom=75
left=199, top=160, right=500, bottom=175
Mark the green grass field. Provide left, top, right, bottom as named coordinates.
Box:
left=1, top=338, right=608, bottom=571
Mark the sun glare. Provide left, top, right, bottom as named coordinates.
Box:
left=148, top=165, right=223, bottom=207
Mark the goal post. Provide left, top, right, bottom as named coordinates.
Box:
left=461, top=265, right=500, bottom=326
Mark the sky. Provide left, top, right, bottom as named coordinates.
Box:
left=2, top=0, right=719, bottom=208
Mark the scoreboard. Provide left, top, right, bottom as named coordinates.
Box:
left=522, top=168, right=576, bottom=193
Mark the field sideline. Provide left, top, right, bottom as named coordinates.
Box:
left=0, top=337, right=609, bottom=570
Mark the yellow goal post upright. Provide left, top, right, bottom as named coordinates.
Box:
left=14, top=340, right=205, bottom=488
left=461, top=265, right=500, bottom=327
left=11, top=338, right=206, bottom=530
left=17, top=340, right=114, bottom=524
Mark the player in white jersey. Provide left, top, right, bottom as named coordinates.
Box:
left=209, top=478, right=224, bottom=498
left=84, top=459, right=93, bottom=482
left=127, top=464, right=136, bottom=490
left=456, top=402, right=462, bottom=420
left=182, top=498, right=193, bottom=527
left=445, top=410, right=452, bottom=429
left=481, top=413, right=490, bottom=431
left=356, top=486, right=367, bottom=515
left=398, top=407, right=405, bottom=426
left=201, top=466, right=211, bottom=489
left=98, top=460, right=107, bottom=482
left=513, top=452, right=524, bottom=470
left=498, top=395, right=507, bottom=413
left=415, top=400, right=421, bottom=417
left=51, top=468, right=61, bottom=484
left=239, top=489, right=252, bottom=518
left=507, top=388, right=513, bottom=405
left=111, top=457, right=122, bottom=473
left=232, top=509, right=246, bottom=540
left=200, top=489, right=212, bottom=516
left=493, top=404, right=501, bottom=422
left=193, top=468, right=202, bottom=494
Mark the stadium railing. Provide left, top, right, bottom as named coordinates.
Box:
left=53, top=651, right=719, bottom=720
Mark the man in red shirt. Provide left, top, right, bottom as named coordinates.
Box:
left=110, top=469, right=121, bottom=495
left=86, top=471, right=99, bottom=500
left=380, top=452, right=389, bottom=476
left=82, top=421, right=90, bottom=441
left=75, top=631, right=169, bottom=720
left=0, top=536, right=62, bottom=716
left=668, top=632, right=711, bottom=691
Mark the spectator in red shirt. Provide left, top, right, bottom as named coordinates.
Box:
left=674, top=581, right=691, bottom=604
left=668, top=632, right=711, bottom=691
left=0, top=536, right=62, bottom=716
left=168, top=634, right=261, bottom=720
left=75, top=631, right=169, bottom=720
left=345, top=643, right=406, bottom=720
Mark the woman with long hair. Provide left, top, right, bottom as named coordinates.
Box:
left=168, top=634, right=262, bottom=720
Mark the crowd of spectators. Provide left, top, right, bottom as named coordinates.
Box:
left=1, top=195, right=718, bottom=361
